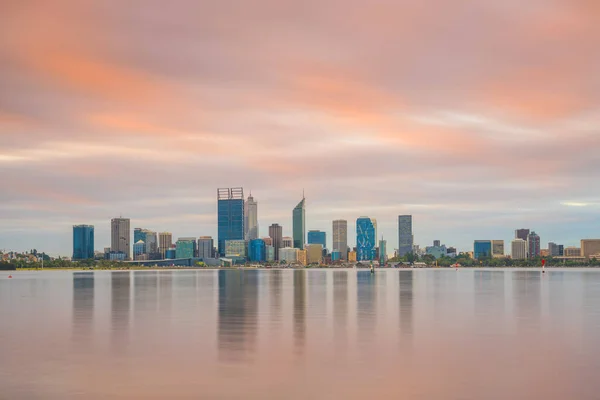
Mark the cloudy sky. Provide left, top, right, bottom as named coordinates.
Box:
left=1, top=0, right=599, bottom=256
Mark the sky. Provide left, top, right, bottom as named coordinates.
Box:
left=1, top=0, right=599, bottom=256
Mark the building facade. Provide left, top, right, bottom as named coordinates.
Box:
left=548, top=242, right=560, bottom=257
left=581, top=239, right=600, bottom=258
left=111, top=217, right=130, bottom=260
left=244, top=194, right=258, bottom=240
left=279, top=247, right=298, bottom=263
left=297, top=249, right=308, bottom=266
left=379, top=239, right=387, bottom=265
left=73, top=225, right=94, bottom=260
left=282, top=236, right=293, bottom=248
left=217, top=187, right=245, bottom=256
left=133, top=240, right=146, bottom=260
left=474, top=240, right=492, bottom=259
left=292, top=196, right=306, bottom=249
left=306, top=244, right=323, bottom=265
left=356, top=217, right=377, bottom=261
left=348, top=251, right=357, bottom=262
left=225, top=240, right=247, bottom=258
left=269, top=223, right=283, bottom=261
left=266, top=245, right=275, bottom=262
left=527, top=231, right=541, bottom=258
left=426, top=241, right=448, bottom=259
left=515, top=229, right=530, bottom=241
left=307, top=230, right=326, bottom=250
left=511, top=239, right=528, bottom=260
left=397, top=215, right=413, bottom=257
left=332, top=219, right=348, bottom=260
left=248, top=239, right=266, bottom=262
left=176, top=238, right=196, bottom=259
left=564, top=247, right=582, bottom=257
left=492, top=240, right=505, bottom=258
left=198, top=236, right=214, bottom=259
left=159, top=232, right=173, bottom=259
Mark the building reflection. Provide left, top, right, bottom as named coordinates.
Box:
left=218, top=270, right=259, bottom=361
left=133, top=271, right=159, bottom=334
left=512, top=270, right=541, bottom=332
left=399, top=270, right=413, bottom=336
left=333, top=271, right=348, bottom=350
left=474, top=271, right=505, bottom=332
left=269, top=270, right=283, bottom=327
left=357, top=271, right=376, bottom=345
left=158, top=271, right=172, bottom=315
left=111, top=271, right=131, bottom=353
left=293, top=270, right=306, bottom=354
left=72, top=272, right=94, bottom=345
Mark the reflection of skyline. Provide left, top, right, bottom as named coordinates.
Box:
left=512, top=271, right=541, bottom=332
left=134, top=271, right=158, bottom=321
left=72, top=272, right=94, bottom=345
left=218, top=270, right=259, bottom=361
left=269, top=270, right=283, bottom=327
left=111, top=271, right=131, bottom=353
left=474, top=271, right=504, bottom=332
left=158, top=271, right=172, bottom=315
left=399, top=270, right=413, bottom=336
left=357, top=271, right=376, bottom=345
left=293, top=270, right=306, bottom=354
left=333, top=271, right=348, bottom=355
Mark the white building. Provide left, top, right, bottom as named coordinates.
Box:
left=511, top=239, right=528, bottom=260
left=279, top=247, right=298, bottom=263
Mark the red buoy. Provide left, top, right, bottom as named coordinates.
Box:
left=8, top=275, right=12, bottom=279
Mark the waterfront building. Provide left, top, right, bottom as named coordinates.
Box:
left=332, top=220, right=348, bottom=260
left=73, top=225, right=94, bottom=260
left=262, top=237, right=273, bottom=247
left=306, top=244, right=322, bottom=264
left=133, top=240, right=146, bottom=260
left=248, top=239, right=266, bottom=262
left=379, top=239, right=387, bottom=265
left=292, top=195, right=306, bottom=249
left=282, top=236, right=293, bottom=248
left=217, top=187, right=245, bottom=256
left=492, top=240, right=505, bottom=258
left=540, top=249, right=550, bottom=257
left=348, top=250, right=357, bottom=262
left=165, top=248, right=176, bottom=260
left=356, top=217, right=377, bottom=261
left=108, top=252, right=126, bottom=261
left=198, top=236, right=214, bottom=259
left=269, top=223, right=283, bottom=261
left=564, top=247, right=581, bottom=257
left=398, top=215, right=413, bottom=257
left=159, top=232, right=173, bottom=259
left=331, top=251, right=341, bottom=261
left=581, top=240, right=600, bottom=258
left=308, top=230, right=326, bottom=250
left=426, top=240, right=449, bottom=259
left=474, top=240, right=492, bottom=259
left=244, top=193, right=258, bottom=240
left=134, top=228, right=145, bottom=244
left=515, top=229, right=530, bottom=241
left=527, top=231, right=541, bottom=258
left=297, top=249, right=308, bottom=266
left=280, top=247, right=298, bottom=263
left=176, top=238, right=196, bottom=259
left=225, top=240, right=247, bottom=258
left=511, top=239, right=528, bottom=260
left=145, top=231, right=158, bottom=258
left=266, top=245, right=275, bottom=262
left=111, top=217, right=131, bottom=260
left=548, top=242, right=560, bottom=257
left=558, top=245, right=564, bottom=256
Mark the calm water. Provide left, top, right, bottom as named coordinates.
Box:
left=1, top=268, right=600, bottom=399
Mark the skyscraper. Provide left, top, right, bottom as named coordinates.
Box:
left=159, top=232, right=172, bottom=259
left=248, top=239, right=266, bottom=262
left=269, top=223, right=283, bottom=261
left=292, top=195, right=305, bottom=249
left=198, top=236, right=214, bottom=259
left=515, top=229, right=530, bottom=241
left=73, top=225, right=94, bottom=260
left=548, top=242, right=560, bottom=257
left=111, top=217, right=130, bottom=260
left=379, top=239, right=387, bottom=265
left=218, top=187, right=245, bottom=256
left=474, top=240, right=492, bottom=259
left=307, top=230, right=326, bottom=250
left=145, top=231, right=158, bottom=258
left=511, top=239, right=528, bottom=260
left=527, top=231, right=541, bottom=258
left=332, top=220, right=348, bottom=260
left=397, top=215, right=413, bottom=257
left=356, top=217, right=376, bottom=261
left=244, top=193, right=258, bottom=240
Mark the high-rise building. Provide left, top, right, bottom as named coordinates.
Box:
left=511, top=239, right=528, bottom=260
left=356, top=217, right=377, bottom=261
left=248, top=239, right=266, bottom=262
left=308, top=230, right=326, bottom=250
left=262, top=237, right=273, bottom=247
left=558, top=245, right=564, bottom=256
left=581, top=239, right=600, bottom=258
left=398, top=215, right=413, bottom=257
left=134, top=228, right=145, bottom=244
left=379, top=239, right=387, bottom=265
left=515, top=229, right=530, bottom=241
left=492, top=240, right=505, bottom=258
left=217, top=187, right=245, bottom=256
left=269, top=224, right=283, bottom=261
left=176, top=238, right=196, bottom=259
left=282, top=236, right=293, bottom=248
left=292, top=195, right=306, bottom=249
left=332, top=220, right=348, bottom=260
left=159, top=232, right=172, bottom=259
left=111, top=217, right=130, bottom=260
left=198, top=236, right=214, bottom=259
left=306, top=244, right=323, bottom=265
left=133, top=228, right=158, bottom=259
left=266, top=245, right=275, bottom=262
left=133, top=240, right=146, bottom=260
left=244, top=193, right=258, bottom=240
left=527, top=231, right=541, bottom=258
left=548, top=242, right=560, bottom=257
left=474, top=240, right=492, bottom=259
left=73, top=225, right=94, bottom=260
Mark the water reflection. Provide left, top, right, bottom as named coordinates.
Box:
left=474, top=271, right=505, bottom=334
left=72, top=272, right=94, bottom=345
left=111, top=271, right=130, bottom=353
left=513, top=271, right=541, bottom=332
left=399, top=270, right=413, bottom=336
left=269, top=270, right=283, bottom=327
left=333, top=271, right=348, bottom=349
left=293, top=270, right=306, bottom=354
left=218, top=270, right=259, bottom=362
left=357, top=271, right=376, bottom=346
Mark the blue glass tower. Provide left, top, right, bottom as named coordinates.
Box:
left=308, top=230, right=326, bottom=249
left=218, top=188, right=245, bottom=256
left=248, top=239, right=266, bottom=262
left=356, top=217, right=376, bottom=261
left=73, top=225, right=94, bottom=260
left=474, top=240, right=492, bottom=259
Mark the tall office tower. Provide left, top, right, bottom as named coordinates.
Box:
left=307, top=230, right=327, bottom=249
left=398, top=215, right=413, bottom=257
left=548, top=242, right=560, bottom=257
left=511, top=239, right=528, bottom=260
left=433, top=240, right=441, bottom=247
left=134, top=228, right=145, bottom=244
left=332, top=220, right=348, bottom=260
left=111, top=217, right=131, bottom=260
left=133, top=240, right=146, bottom=260
left=474, top=240, right=492, bottom=259
left=292, top=195, right=306, bottom=249
left=527, top=231, right=541, bottom=258
left=492, top=240, right=505, bottom=258
left=218, top=187, right=245, bottom=256
left=248, top=239, right=266, bottom=262
left=269, top=223, right=283, bottom=261
left=581, top=239, right=600, bottom=258
left=379, top=239, right=387, bottom=265
left=159, top=232, right=173, bottom=259
left=244, top=193, right=258, bottom=240
left=198, top=236, right=214, bottom=259
left=282, top=236, right=293, bottom=248
left=73, top=225, right=94, bottom=260
left=515, top=229, right=530, bottom=241
left=356, top=217, right=377, bottom=261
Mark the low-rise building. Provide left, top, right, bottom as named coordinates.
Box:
left=581, top=239, right=600, bottom=258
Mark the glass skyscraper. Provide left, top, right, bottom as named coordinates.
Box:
left=356, top=217, right=377, bottom=261
left=73, top=225, right=94, bottom=260
left=332, top=219, right=348, bottom=260
left=292, top=196, right=305, bottom=249
left=248, top=239, right=266, bottom=262
left=397, top=215, right=413, bottom=257
left=217, top=188, right=245, bottom=257
left=474, top=240, right=492, bottom=259
left=307, top=230, right=326, bottom=250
